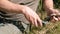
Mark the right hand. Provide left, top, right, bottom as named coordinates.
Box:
left=22, top=6, right=42, bottom=27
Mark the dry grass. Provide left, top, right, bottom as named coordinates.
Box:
left=29, top=12, right=60, bottom=34
left=29, top=0, right=60, bottom=33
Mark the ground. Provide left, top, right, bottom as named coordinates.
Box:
left=29, top=12, right=60, bottom=34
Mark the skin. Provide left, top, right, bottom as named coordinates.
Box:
left=44, top=0, right=60, bottom=22
left=0, top=0, right=60, bottom=27
left=0, top=0, right=42, bottom=27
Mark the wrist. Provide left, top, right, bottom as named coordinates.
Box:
left=18, top=5, right=26, bottom=14
left=47, top=8, right=54, bottom=13
left=21, top=6, right=30, bottom=15
left=46, top=8, right=53, bottom=16
left=47, top=8, right=59, bottom=16
left=20, top=5, right=27, bottom=15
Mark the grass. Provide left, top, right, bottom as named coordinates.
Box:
left=29, top=13, right=60, bottom=34
left=29, top=0, right=60, bottom=34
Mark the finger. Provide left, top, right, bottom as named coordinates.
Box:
left=37, top=18, right=42, bottom=27
left=57, top=13, right=60, bottom=21
left=53, top=16, right=58, bottom=21
left=34, top=19, right=38, bottom=27
left=28, top=16, right=34, bottom=25
left=31, top=20, right=34, bottom=25
left=51, top=16, right=58, bottom=22
left=58, top=17, right=60, bottom=21
left=51, top=19, right=56, bottom=23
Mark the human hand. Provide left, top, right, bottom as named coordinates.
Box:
left=47, top=9, right=60, bottom=22
left=22, top=6, right=42, bottom=27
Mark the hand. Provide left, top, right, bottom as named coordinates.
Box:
left=22, top=6, right=42, bottom=27
left=47, top=9, right=60, bottom=22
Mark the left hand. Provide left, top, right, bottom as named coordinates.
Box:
left=47, top=9, right=60, bottom=22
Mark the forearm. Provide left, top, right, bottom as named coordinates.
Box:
left=0, top=0, right=24, bottom=14
left=43, top=0, right=54, bottom=13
